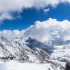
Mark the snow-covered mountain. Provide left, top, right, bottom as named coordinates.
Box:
left=0, top=36, right=70, bottom=70
left=0, top=36, right=51, bottom=62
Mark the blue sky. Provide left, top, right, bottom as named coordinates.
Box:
left=0, top=2, right=70, bottom=30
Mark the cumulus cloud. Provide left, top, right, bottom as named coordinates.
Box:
left=0, top=0, right=70, bottom=21
left=1, top=18, right=70, bottom=43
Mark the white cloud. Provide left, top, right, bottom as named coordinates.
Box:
left=0, top=0, right=70, bottom=21
left=43, top=8, right=50, bottom=13
left=0, top=13, right=13, bottom=21
left=0, top=30, right=25, bottom=39
left=1, top=18, right=70, bottom=43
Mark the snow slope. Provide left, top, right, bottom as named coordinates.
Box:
left=0, top=61, right=64, bottom=70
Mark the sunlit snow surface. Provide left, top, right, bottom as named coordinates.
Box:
left=0, top=61, right=56, bottom=70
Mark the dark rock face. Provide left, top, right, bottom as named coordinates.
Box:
left=65, top=63, right=70, bottom=70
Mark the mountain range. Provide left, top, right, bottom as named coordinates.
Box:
left=0, top=36, right=70, bottom=70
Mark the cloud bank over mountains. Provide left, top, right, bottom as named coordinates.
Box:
left=0, top=18, right=70, bottom=42
left=0, top=0, right=70, bottom=21
left=24, top=18, right=70, bottom=42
